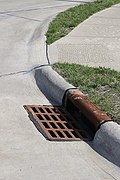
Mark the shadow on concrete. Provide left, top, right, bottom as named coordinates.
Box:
left=35, top=67, right=60, bottom=106
left=88, top=141, right=120, bottom=168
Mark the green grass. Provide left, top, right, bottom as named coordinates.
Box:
left=53, top=63, right=120, bottom=123
left=46, top=0, right=120, bottom=44
left=47, top=0, right=120, bottom=123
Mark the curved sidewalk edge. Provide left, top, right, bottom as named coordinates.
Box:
left=35, top=66, right=120, bottom=165
left=48, top=4, right=120, bottom=71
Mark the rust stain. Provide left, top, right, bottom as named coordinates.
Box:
left=66, top=90, right=112, bottom=130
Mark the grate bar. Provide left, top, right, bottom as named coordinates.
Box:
left=24, top=105, right=93, bottom=141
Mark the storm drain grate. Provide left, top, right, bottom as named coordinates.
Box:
left=24, top=105, right=92, bottom=141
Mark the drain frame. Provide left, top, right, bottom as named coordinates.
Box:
left=24, top=105, right=93, bottom=141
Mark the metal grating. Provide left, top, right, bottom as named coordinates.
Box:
left=24, top=105, right=93, bottom=141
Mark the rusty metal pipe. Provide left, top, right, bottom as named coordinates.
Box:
left=66, top=90, right=112, bottom=130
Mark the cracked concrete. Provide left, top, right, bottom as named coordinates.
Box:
left=0, top=64, right=50, bottom=78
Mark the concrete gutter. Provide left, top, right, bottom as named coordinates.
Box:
left=35, top=66, right=120, bottom=166
left=32, top=0, right=120, bottom=167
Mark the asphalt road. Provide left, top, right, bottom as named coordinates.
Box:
left=0, top=1, right=120, bottom=179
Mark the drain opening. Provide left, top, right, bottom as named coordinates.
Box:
left=56, top=131, right=65, bottom=138
left=49, top=130, right=57, bottom=138
left=51, top=115, right=58, bottom=121
left=50, top=122, right=58, bottom=129
left=64, top=131, right=72, bottom=138
left=64, top=123, right=72, bottom=129
left=46, top=108, right=52, bottom=113
left=37, top=114, right=44, bottom=120
left=43, top=122, right=50, bottom=129
left=44, top=114, right=51, bottom=120
left=52, top=108, right=60, bottom=113
left=57, top=123, right=65, bottom=129
left=24, top=105, right=93, bottom=141
left=32, top=107, right=38, bottom=113
left=72, top=131, right=80, bottom=138
left=57, top=114, right=65, bottom=121
left=38, top=107, right=45, bottom=113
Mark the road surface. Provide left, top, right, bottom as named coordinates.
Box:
left=0, top=1, right=119, bottom=179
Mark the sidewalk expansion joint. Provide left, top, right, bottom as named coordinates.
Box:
left=6, top=13, right=42, bottom=22
left=0, top=4, right=77, bottom=14
left=0, top=64, right=50, bottom=78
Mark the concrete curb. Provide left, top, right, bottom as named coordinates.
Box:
left=35, top=66, right=76, bottom=105
left=35, top=66, right=120, bottom=165
left=94, top=121, right=120, bottom=166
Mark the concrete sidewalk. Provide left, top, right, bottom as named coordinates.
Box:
left=0, top=1, right=120, bottom=179
left=49, top=4, right=120, bottom=71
